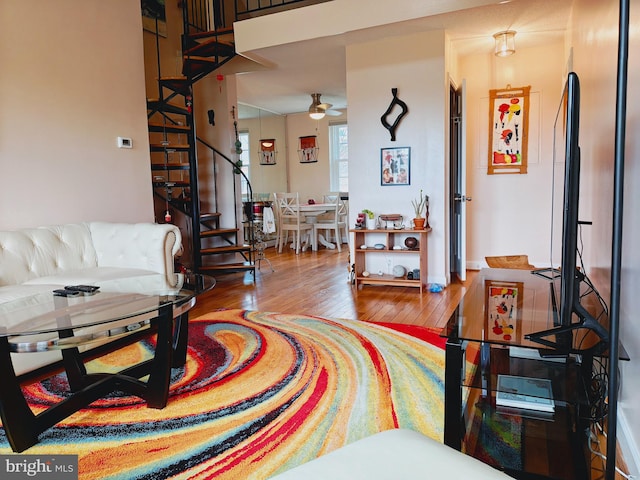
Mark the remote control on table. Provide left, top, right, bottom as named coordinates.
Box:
left=64, top=285, right=100, bottom=294
left=53, top=289, right=82, bottom=297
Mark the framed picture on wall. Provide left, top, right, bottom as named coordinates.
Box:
left=259, top=139, right=276, bottom=165
left=298, top=136, right=319, bottom=163
left=488, top=85, right=530, bottom=175
left=381, top=147, right=410, bottom=185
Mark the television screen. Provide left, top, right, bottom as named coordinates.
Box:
left=528, top=72, right=609, bottom=354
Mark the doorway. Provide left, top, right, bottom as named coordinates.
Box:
left=449, top=81, right=468, bottom=282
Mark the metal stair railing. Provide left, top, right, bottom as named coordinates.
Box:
left=196, top=135, right=255, bottom=266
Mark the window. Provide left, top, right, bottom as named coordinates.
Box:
left=239, top=131, right=250, bottom=197
left=329, top=123, right=348, bottom=192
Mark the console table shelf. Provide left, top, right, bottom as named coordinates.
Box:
left=349, top=228, right=430, bottom=293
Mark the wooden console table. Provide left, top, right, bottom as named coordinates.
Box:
left=350, top=228, right=430, bottom=293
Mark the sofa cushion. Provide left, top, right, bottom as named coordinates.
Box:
left=22, top=267, right=158, bottom=287
left=0, top=224, right=97, bottom=287
left=88, top=222, right=181, bottom=278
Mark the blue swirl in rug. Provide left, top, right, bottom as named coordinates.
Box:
left=0, top=309, right=446, bottom=479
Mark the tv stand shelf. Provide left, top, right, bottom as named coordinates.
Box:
left=349, top=228, right=430, bottom=293
left=440, top=268, right=626, bottom=480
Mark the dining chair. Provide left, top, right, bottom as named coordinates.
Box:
left=314, top=194, right=348, bottom=252
left=273, top=192, right=313, bottom=254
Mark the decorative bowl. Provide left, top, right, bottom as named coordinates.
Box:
left=404, top=237, right=418, bottom=249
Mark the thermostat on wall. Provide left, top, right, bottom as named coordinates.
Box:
left=117, top=137, right=133, bottom=149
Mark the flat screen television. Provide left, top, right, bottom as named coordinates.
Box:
left=528, top=72, right=609, bottom=353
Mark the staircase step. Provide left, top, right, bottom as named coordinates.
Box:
left=200, top=228, right=239, bottom=238
left=147, top=99, right=190, bottom=116
left=148, top=121, right=190, bottom=133
left=187, top=26, right=234, bottom=40
left=199, top=262, right=255, bottom=274
left=150, top=143, right=190, bottom=152
left=184, top=39, right=235, bottom=58
left=201, top=245, right=251, bottom=255
left=151, top=163, right=190, bottom=171
left=158, top=76, right=190, bottom=94
left=153, top=180, right=190, bottom=188
left=200, top=212, right=221, bottom=223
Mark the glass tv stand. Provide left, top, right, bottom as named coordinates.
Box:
left=440, top=268, right=627, bottom=480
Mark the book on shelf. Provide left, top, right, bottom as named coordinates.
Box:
left=496, top=375, right=555, bottom=413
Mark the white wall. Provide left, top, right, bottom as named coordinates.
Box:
left=237, top=114, right=288, bottom=196
left=0, top=0, right=153, bottom=230
left=459, top=42, right=566, bottom=269
left=570, top=0, right=640, bottom=474
left=286, top=112, right=335, bottom=201
left=346, top=30, right=448, bottom=285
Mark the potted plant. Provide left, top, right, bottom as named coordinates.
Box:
left=411, top=190, right=429, bottom=230
left=361, top=209, right=376, bottom=229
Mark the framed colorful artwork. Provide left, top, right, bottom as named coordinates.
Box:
left=259, top=139, right=276, bottom=165
left=380, top=147, right=410, bottom=186
left=484, top=280, right=524, bottom=343
left=298, top=136, right=318, bottom=163
left=488, top=85, right=530, bottom=175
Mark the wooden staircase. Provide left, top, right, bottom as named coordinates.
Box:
left=146, top=13, right=255, bottom=277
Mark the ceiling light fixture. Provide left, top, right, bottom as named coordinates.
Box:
left=309, top=109, right=326, bottom=120
left=308, top=93, right=326, bottom=120
left=493, top=30, right=516, bottom=57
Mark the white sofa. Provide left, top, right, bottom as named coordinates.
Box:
left=269, top=429, right=512, bottom=479
left=0, top=221, right=183, bottom=375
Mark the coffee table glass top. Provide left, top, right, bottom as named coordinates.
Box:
left=0, top=273, right=214, bottom=341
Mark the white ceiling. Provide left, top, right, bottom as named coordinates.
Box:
left=235, top=0, right=572, bottom=117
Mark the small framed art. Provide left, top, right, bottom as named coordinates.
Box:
left=381, top=146, right=410, bottom=185
left=484, top=280, right=524, bottom=343
left=259, top=139, right=276, bottom=165
left=298, top=136, right=319, bottom=163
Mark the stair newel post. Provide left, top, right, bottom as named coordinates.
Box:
left=186, top=85, right=202, bottom=272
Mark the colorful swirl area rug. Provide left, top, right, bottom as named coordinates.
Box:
left=0, top=309, right=446, bottom=479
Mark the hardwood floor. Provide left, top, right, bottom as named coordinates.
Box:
left=190, top=246, right=477, bottom=329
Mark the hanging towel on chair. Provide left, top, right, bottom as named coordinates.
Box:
left=262, top=206, right=276, bottom=234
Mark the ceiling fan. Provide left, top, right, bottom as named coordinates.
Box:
left=308, top=93, right=342, bottom=119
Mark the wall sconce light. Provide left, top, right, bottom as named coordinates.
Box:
left=259, top=139, right=276, bottom=165
left=298, top=136, right=319, bottom=163
left=493, top=30, right=516, bottom=57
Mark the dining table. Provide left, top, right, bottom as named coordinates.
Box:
left=297, top=203, right=338, bottom=251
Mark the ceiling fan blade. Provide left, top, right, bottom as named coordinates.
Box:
left=325, top=109, right=342, bottom=116
left=318, top=103, right=333, bottom=110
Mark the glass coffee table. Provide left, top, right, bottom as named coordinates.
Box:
left=0, top=273, right=214, bottom=452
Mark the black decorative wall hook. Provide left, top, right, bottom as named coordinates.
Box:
left=380, top=88, right=408, bottom=141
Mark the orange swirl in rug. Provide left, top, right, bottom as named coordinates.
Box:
left=0, top=309, right=445, bottom=480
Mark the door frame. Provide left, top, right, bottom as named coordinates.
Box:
left=449, top=78, right=467, bottom=282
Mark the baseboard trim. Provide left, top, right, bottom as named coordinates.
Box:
left=618, top=409, right=639, bottom=477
